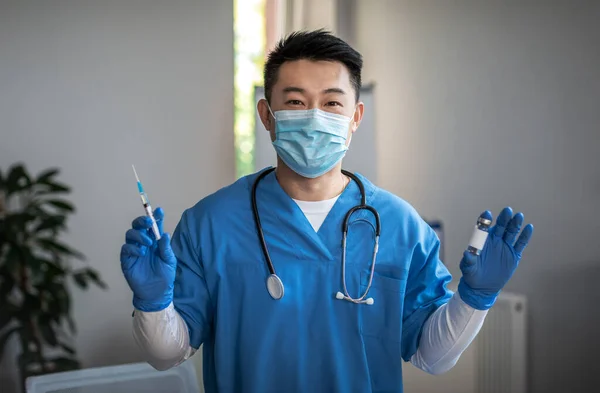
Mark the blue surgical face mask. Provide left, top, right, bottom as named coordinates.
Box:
left=268, top=107, right=353, bottom=178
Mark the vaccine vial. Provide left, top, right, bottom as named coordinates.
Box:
left=467, top=212, right=493, bottom=255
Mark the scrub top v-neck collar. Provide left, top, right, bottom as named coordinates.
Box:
left=254, top=170, right=362, bottom=262
left=293, top=195, right=340, bottom=232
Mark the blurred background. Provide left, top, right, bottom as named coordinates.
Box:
left=1, top=1, right=599, bottom=392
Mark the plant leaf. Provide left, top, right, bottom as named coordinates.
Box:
left=59, top=342, right=76, bottom=355
left=34, top=215, right=67, bottom=233
left=39, top=319, right=58, bottom=347
left=36, top=168, right=60, bottom=183
left=72, top=268, right=107, bottom=290
left=0, top=269, right=15, bottom=297
left=0, top=274, right=16, bottom=328
left=0, top=326, right=21, bottom=358
left=3, top=244, right=24, bottom=271
left=37, top=284, right=64, bottom=320
left=0, top=309, right=13, bottom=331
left=36, top=180, right=70, bottom=194
left=47, top=356, right=81, bottom=371
left=43, top=199, right=75, bottom=213
left=67, top=315, right=77, bottom=334
left=18, top=350, right=39, bottom=370
left=5, top=164, right=32, bottom=195
left=56, top=285, right=71, bottom=316
left=36, top=238, right=85, bottom=260
left=72, top=272, right=88, bottom=289
left=4, top=212, right=37, bottom=234
left=23, top=250, right=43, bottom=271
left=23, top=293, right=42, bottom=314
left=41, top=259, right=66, bottom=277
left=85, top=268, right=107, bottom=289
left=39, top=282, right=73, bottom=329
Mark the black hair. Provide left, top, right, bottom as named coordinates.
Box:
left=263, top=29, right=363, bottom=103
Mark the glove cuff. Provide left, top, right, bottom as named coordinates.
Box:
left=132, top=296, right=173, bottom=312
left=457, top=278, right=500, bottom=311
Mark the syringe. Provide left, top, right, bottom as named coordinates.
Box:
left=132, top=165, right=161, bottom=240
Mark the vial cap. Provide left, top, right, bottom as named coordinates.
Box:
left=478, top=217, right=492, bottom=226
left=478, top=211, right=493, bottom=226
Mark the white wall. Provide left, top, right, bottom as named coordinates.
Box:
left=0, top=0, right=233, bottom=391
left=355, top=1, right=600, bottom=392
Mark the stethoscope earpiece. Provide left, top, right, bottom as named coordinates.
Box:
left=335, top=291, right=374, bottom=305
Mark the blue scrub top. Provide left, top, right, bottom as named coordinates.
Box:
left=170, top=169, right=453, bottom=393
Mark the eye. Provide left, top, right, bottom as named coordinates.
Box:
left=286, top=100, right=304, bottom=106
left=326, top=101, right=342, bottom=107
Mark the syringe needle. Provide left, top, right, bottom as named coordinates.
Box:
left=132, top=164, right=141, bottom=183
left=131, top=165, right=161, bottom=240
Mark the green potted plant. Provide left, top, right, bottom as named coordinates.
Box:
left=0, top=163, right=106, bottom=391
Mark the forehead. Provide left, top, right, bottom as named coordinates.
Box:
left=274, top=59, right=353, bottom=92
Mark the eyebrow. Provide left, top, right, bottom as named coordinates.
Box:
left=282, top=86, right=305, bottom=94
left=323, top=88, right=346, bottom=95
left=281, top=86, right=347, bottom=95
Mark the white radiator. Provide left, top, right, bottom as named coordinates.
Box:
left=475, top=292, right=528, bottom=393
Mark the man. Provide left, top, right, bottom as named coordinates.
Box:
left=120, top=30, right=533, bottom=393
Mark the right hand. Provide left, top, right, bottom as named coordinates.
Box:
left=120, top=207, right=177, bottom=312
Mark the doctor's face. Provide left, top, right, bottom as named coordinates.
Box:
left=258, top=59, right=364, bottom=143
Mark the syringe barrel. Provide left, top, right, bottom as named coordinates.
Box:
left=143, top=204, right=161, bottom=240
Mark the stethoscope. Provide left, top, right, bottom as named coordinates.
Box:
left=251, top=167, right=381, bottom=305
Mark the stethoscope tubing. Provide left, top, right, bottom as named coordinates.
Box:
left=251, top=167, right=277, bottom=276
left=252, top=167, right=381, bottom=303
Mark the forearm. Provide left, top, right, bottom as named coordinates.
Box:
left=410, top=292, right=487, bottom=375
left=132, top=302, right=196, bottom=371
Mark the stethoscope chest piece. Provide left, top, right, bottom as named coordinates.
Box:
left=266, top=274, right=284, bottom=300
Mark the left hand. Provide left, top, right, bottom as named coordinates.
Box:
left=458, top=207, right=534, bottom=310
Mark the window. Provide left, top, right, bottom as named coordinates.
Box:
left=234, top=0, right=266, bottom=178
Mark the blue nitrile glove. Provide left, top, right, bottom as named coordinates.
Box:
left=458, top=207, right=534, bottom=310
left=120, top=207, right=177, bottom=312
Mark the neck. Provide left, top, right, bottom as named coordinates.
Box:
left=275, top=158, right=348, bottom=202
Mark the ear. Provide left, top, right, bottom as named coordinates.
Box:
left=351, top=102, right=365, bottom=134
left=257, top=99, right=273, bottom=132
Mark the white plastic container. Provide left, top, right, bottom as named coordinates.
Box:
left=25, top=360, right=200, bottom=393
